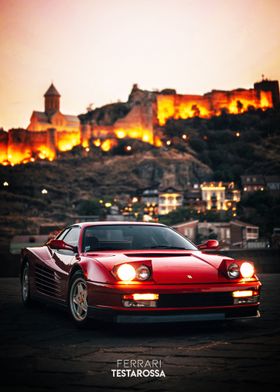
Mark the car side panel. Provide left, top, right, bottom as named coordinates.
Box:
left=22, top=246, right=77, bottom=304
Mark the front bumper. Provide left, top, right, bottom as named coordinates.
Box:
left=87, top=280, right=261, bottom=323
left=88, top=305, right=260, bottom=323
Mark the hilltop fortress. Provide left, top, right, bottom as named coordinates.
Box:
left=0, top=79, right=279, bottom=165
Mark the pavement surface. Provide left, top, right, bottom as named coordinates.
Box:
left=0, top=274, right=280, bottom=392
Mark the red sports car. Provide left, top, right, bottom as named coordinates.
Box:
left=20, top=222, right=261, bottom=326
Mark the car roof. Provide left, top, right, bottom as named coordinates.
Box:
left=73, top=221, right=166, bottom=229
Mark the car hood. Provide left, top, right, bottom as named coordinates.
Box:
left=84, top=250, right=233, bottom=284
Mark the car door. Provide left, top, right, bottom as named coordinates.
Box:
left=50, top=226, right=81, bottom=301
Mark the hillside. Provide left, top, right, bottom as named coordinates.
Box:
left=0, top=145, right=211, bottom=241
left=161, top=108, right=280, bottom=182
left=1, top=108, right=279, bottom=243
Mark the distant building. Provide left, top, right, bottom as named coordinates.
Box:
left=158, top=187, right=183, bottom=215
left=27, top=84, right=80, bottom=153
left=173, top=220, right=199, bottom=242
left=198, top=221, right=231, bottom=246
left=271, top=228, right=280, bottom=249
left=172, top=219, right=259, bottom=248
left=265, top=176, right=280, bottom=195
left=184, top=185, right=206, bottom=214
left=142, top=189, right=159, bottom=218
left=201, top=182, right=240, bottom=211
left=28, top=84, right=80, bottom=134
left=142, top=189, right=159, bottom=206
left=10, top=235, right=49, bottom=255
left=241, top=175, right=265, bottom=192
left=230, top=220, right=259, bottom=247
left=241, top=175, right=280, bottom=195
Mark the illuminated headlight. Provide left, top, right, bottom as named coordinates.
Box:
left=227, top=263, right=240, bottom=279
left=136, top=265, right=151, bottom=281
left=116, top=264, right=136, bottom=281
left=240, top=262, right=255, bottom=278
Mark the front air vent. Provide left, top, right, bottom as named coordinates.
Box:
left=35, top=264, right=61, bottom=297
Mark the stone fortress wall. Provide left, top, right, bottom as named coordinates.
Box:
left=0, top=79, right=279, bottom=165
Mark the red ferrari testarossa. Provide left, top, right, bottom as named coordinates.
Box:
left=20, top=222, right=261, bottom=325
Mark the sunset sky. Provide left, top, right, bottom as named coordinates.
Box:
left=0, top=0, right=280, bottom=130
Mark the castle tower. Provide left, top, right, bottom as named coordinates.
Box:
left=254, top=79, right=280, bottom=108
left=44, top=83, right=61, bottom=115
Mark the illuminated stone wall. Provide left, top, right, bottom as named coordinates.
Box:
left=0, top=81, right=277, bottom=165
left=157, top=88, right=273, bottom=125
left=0, top=129, right=57, bottom=165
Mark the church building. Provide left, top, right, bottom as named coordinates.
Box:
left=27, top=84, right=79, bottom=133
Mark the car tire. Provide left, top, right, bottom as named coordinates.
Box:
left=68, top=271, right=90, bottom=327
left=21, top=261, right=34, bottom=307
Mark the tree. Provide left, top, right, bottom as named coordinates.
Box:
left=76, top=199, right=103, bottom=216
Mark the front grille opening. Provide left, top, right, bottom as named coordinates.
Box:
left=158, top=292, right=233, bottom=308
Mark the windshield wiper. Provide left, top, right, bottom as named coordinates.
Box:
left=149, top=246, right=189, bottom=250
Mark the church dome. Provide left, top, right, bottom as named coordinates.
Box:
left=44, top=83, right=61, bottom=97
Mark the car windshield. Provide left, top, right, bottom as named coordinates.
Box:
left=82, top=224, right=197, bottom=252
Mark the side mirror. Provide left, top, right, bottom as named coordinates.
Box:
left=198, top=239, right=219, bottom=250
left=47, top=239, right=78, bottom=253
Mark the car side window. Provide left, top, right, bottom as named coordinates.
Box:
left=63, top=227, right=80, bottom=246
left=56, top=228, right=70, bottom=240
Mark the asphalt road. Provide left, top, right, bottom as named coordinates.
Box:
left=1, top=274, right=280, bottom=392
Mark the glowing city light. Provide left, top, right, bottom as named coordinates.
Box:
left=41, top=189, right=48, bottom=194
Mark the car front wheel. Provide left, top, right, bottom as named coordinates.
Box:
left=68, top=271, right=89, bottom=326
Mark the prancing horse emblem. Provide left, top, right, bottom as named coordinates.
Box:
left=186, top=275, right=193, bottom=279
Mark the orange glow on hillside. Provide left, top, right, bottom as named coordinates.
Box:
left=4, top=144, right=56, bottom=165
left=114, top=127, right=154, bottom=144
left=56, top=131, right=80, bottom=152
left=100, top=139, right=117, bottom=152
left=93, top=139, right=101, bottom=147
left=7, top=149, right=32, bottom=165
left=37, top=146, right=56, bottom=161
